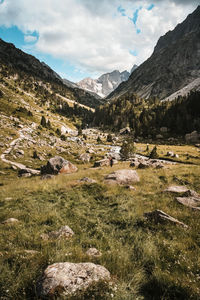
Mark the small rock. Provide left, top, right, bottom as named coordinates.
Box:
left=37, top=262, right=110, bottom=298
left=144, top=210, right=188, bottom=228
left=176, top=196, right=200, bottom=210
left=86, top=248, right=102, bottom=257
left=79, top=177, right=97, bottom=184
left=164, top=185, right=196, bottom=196
left=2, top=218, right=19, bottom=224
left=24, top=250, right=39, bottom=255
left=125, top=185, right=136, bottom=191
left=167, top=151, right=174, bottom=157
left=41, top=226, right=74, bottom=240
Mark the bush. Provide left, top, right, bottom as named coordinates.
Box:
left=149, top=146, right=159, bottom=159
left=97, top=136, right=102, bottom=143
left=40, top=116, right=47, bottom=127
left=107, top=133, right=113, bottom=143
left=120, top=139, right=136, bottom=160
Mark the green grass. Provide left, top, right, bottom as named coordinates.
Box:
left=0, top=163, right=200, bottom=299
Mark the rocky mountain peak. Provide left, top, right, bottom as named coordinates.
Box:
left=107, top=5, right=200, bottom=101
left=77, top=69, right=131, bottom=98
left=154, top=5, right=200, bottom=53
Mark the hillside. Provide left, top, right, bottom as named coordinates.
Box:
left=107, top=6, right=200, bottom=101
left=0, top=38, right=102, bottom=109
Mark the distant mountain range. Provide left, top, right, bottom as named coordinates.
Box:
left=107, top=5, right=200, bottom=102
left=77, top=69, right=135, bottom=98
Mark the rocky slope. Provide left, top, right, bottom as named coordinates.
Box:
left=0, top=38, right=102, bottom=108
left=107, top=5, right=200, bottom=101
left=77, top=69, right=130, bottom=98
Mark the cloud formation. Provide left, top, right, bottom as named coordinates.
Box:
left=0, top=0, right=198, bottom=76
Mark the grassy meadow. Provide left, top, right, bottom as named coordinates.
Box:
left=0, top=160, right=200, bottom=299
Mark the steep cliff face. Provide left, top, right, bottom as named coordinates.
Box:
left=107, top=6, right=200, bottom=101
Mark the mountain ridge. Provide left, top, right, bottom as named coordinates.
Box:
left=107, top=5, right=200, bottom=101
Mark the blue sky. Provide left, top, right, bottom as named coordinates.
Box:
left=0, top=0, right=197, bottom=82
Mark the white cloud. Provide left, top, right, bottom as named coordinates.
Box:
left=0, top=0, right=198, bottom=76
left=24, top=35, right=37, bottom=43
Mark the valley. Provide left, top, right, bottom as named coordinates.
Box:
left=0, top=4, right=200, bottom=300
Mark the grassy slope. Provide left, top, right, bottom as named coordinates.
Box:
left=0, top=162, right=200, bottom=299
left=1, top=79, right=200, bottom=299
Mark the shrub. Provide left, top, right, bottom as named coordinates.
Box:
left=40, top=116, right=47, bottom=127
left=120, top=139, right=136, bottom=160
left=107, top=133, right=113, bottom=143
left=149, top=146, right=159, bottom=159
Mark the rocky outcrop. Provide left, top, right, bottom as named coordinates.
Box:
left=105, top=169, right=140, bottom=185
left=37, top=262, right=110, bottom=298
left=176, top=196, right=200, bottom=210
left=41, top=156, right=78, bottom=175
left=107, top=6, right=200, bottom=101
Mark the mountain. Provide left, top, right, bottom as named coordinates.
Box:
left=131, top=64, right=138, bottom=73
left=107, top=6, right=200, bottom=101
left=77, top=69, right=130, bottom=98
left=0, top=38, right=102, bottom=108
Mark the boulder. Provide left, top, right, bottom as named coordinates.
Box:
left=105, top=169, right=140, bottom=185
left=41, top=226, right=74, bottom=240
left=41, top=156, right=78, bottom=175
left=176, top=196, right=200, bottom=210
left=79, top=153, right=90, bottom=163
left=94, top=159, right=110, bottom=168
left=144, top=210, right=188, bottom=228
left=37, top=262, right=110, bottom=298
left=86, top=248, right=102, bottom=258
left=2, top=218, right=19, bottom=224
left=164, top=185, right=197, bottom=196
left=167, top=151, right=174, bottom=157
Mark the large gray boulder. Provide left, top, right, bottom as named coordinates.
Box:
left=37, top=262, right=110, bottom=298
left=41, top=156, right=77, bottom=175
left=105, top=169, right=140, bottom=185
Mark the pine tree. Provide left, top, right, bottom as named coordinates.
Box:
left=40, top=116, right=47, bottom=127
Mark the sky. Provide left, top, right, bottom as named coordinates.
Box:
left=0, top=0, right=198, bottom=82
